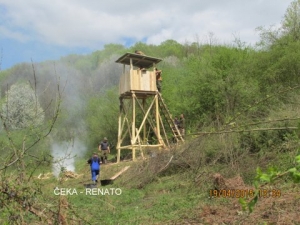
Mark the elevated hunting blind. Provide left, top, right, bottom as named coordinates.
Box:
left=115, top=52, right=183, bottom=163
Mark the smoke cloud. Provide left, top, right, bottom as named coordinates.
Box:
left=0, top=54, right=120, bottom=177
left=51, top=139, right=86, bottom=177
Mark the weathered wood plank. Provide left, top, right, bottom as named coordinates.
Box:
left=110, top=166, right=130, bottom=180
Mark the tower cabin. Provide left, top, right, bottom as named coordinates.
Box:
left=116, top=52, right=162, bottom=96
left=115, top=52, right=183, bottom=163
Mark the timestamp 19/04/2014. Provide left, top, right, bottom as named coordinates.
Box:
left=209, top=189, right=281, bottom=198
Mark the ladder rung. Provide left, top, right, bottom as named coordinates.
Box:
left=158, top=93, right=184, bottom=141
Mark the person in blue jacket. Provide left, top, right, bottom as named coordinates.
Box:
left=87, top=153, right=101, bottom=183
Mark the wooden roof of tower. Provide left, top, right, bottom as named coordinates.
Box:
left=115, top=52, right=162, bottom=69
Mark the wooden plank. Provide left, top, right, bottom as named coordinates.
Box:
left=110, top=166, right=130, bottom=180
left=118, top=144, right=164, bottom=149
left=120, top=69, right=157, bottom=95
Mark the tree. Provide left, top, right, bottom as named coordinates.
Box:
left=254, top=0, right=300, bottom=90
left=282, top=0, right=300, bottom=40
left=256, top=0, right=300, bottom=48
left=159, top=39, right=185, bottom=58
left=0, top=68, right=88, bottom=224
left=1, top=83, right=44, bottom=130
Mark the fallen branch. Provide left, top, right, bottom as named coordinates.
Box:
left=225, top=84, right=300, bottom=126
left=192, top=127, right=298, bottom=136
left=158, top=155, right=174, bottom=173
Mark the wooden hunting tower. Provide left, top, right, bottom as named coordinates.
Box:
left=115, top=52, right=183, bottom=163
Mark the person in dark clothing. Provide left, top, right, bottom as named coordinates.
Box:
left=155, top=68, right=162, bottom=93
left=134, top=50, right=146, bottom=70
left=98, top=137, right=110, bottom=164
left=87, top=153, right=101, bottom=183
left=178, top=114, right=185, bottom=138
left=174, top=117, right=179, bottom=128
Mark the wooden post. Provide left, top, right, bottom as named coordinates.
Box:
left=130, top=58, right=133, bottom=92
left=132, top=92, right=136, bottom=161
left=143, top=98, right=146, bottom=144
left=130, top=58, right=133, bottom=70
left=117, top=97, right=122, bottom=163
left=155, top=93, right=161, bottom=145
left=136, top=128, right=145, bottom=160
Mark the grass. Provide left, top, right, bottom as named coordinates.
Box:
left=55, top=136, right=298, bottom=224
left=57, top=165, right=205, bottom=224
left=1, top=125, right=300, bottom=224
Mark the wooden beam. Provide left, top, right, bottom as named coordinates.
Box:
left=155, top=93, right=162, bottom=145
left=132, top=95, right=156, bottom=144
left=136, top=128, right=145, bottom=160
left=110, top=166, right=130, bottom=180
left=118, top=144, right=164, bottom=149
left=132, top=92, right=136, bottom=161
left=135, top=95, right=157, bottom=135
left=117, top=98, right=122, bottom=163
left=143, top=98, right=146, bottom=144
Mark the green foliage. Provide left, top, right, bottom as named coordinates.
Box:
left=239, top=195, right=258, bottom=213
left=130, top=41, right=157, bottom=57
left=288, top=154, right=300, bottom=182
left=85, top=87, right=119, bottom=153
left=0, top=70, right=10, bottom=85
left=162, top=44, right=262, bottom=130
left=256, top=166, right=279, bottom=183
left=240, top=154, right=300, bottom=213
left=158, top=39, right=185, bottom=58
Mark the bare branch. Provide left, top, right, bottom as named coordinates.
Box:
left=225, top=84, right=300, bottom=127
left=192, top=127, right=298, bottom=136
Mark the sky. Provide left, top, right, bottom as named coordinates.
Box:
left=0, top=0, right=294, bottom=70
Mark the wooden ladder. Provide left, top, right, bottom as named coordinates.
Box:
left=157, top=92, right=184, bottom=143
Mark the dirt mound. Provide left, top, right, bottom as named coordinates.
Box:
left=213, top=173, right=251, bottom=190
left=198, top=191, right=300, bottom=224
left=191, top=173, right=300, bottom=224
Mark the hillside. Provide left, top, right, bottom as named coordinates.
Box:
left=1, top=1, right=300, bottom=224
left=9, top=134, right=299, bottom=224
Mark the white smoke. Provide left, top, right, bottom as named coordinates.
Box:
left=51, top=138, right=86, bottom=177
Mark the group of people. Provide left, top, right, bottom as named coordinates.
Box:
left=87, top=137, right=110, bottom=184
left=87, top=113, right=186, bottom=184
left=135, top=50, right=162, bottom=93
left=174, top=114, right=185, bottom=138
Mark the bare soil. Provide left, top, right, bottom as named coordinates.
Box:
left=178, top=174, right=300, bottom=225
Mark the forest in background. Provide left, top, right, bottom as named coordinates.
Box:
left=0, top=0, right=300, bottom=224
